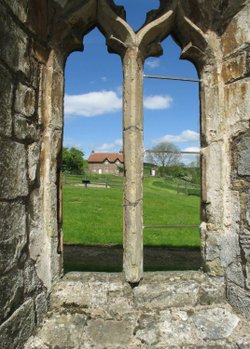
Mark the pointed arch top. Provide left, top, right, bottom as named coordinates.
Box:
left=48, top=0, right=213, bottom=69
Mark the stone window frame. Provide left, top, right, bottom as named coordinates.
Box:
left=42, top=0, right=244, bottom=285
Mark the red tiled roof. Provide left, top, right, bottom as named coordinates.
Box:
left=88, top=152, right=124, bottom=163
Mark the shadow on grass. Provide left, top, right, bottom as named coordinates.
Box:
left=64, top=244, right=202, bottom=273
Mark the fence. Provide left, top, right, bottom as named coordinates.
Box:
left=63, top=173, right=123, bottom=189
left=144, top=149, right=201, bottom=233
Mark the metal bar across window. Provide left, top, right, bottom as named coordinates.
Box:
left=145, top=150, right=200, bottom=155
left=144, top=225, right=200, bottom=230
left=144, top=74, right=201, bottom=83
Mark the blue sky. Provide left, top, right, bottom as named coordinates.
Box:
left=64, top=0, right=200, bottom=162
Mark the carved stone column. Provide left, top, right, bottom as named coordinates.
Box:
left=122, top=47, right=144, bottom=282
left=97, top=0, right=175, bottom=282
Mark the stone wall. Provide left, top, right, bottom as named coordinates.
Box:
left=198, top=1, right=250, bottom=319
left=223, top=5, right=250, bottom=318
left=0, top=1, right=62, bottom=348
left=0, top=0, right=249, bottom=348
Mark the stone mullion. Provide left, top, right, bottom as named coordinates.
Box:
left=122, top=48, right=144, bottom=283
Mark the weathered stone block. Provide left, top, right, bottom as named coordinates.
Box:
left=0, top=202, right=26, bottom=242
left=236, top=133, right=250, bottom=176
left=29, top=188, right=42, bottom=222
left=24, top=261, right=41, bottom=296
left=135, top=313, right=159, bottom=346
left=204, top=232, right=221, bottom=261
left=222, top=54, right=246, bottom=83
left=221, top=6, right=250, bottom=56
left=226, top=262, right=245, bottom=288
left=225, top=81, right=250, bottom=134
left=35, top=292, right=48, bottom=325
left=192, top=307, right=239, bottom=340
left=24, top=336, right=49, bottom=349
left=220, top=231, right=241, bottom=268
left=0, top=299, right=35, bottom=349
left=0, top=140, right=28, bottom=199
left=28, top=143, right=40, bottom=183
left=14, top=115, right=39, bottom=141
left=158, top=310, right=194, bottom=346
left=15, top=83, right=36, bottom=117
left=38, top=313, right=87, bottom=348
left=43, top=183, right=58, bottom=237
left=0, top=64, right=13, bottom=137
left=247, top=190, right=250, bottom=225
left=49, top=130, right=62, bottom=184
left=7, top=0, right=29, bottom=23
left=25, top=0, right=48, bottom=39
left=0, top=236, right=27, bottom=274
left=227, top=283, right=250, bottom=320
left=0, top=269, right=23, bottom=323
left=50, top=237, right=62, bottom=282
left=239, top=229, right=250, bottom=260
left=223, top=190, right=240, bottom=229
left=29, top=190, right=51, bottom=289
left=201, top=83, right=222, bottom=142
left=51, top=70, right=63, bottom=129
left=50, top=276, right=109, bottom=310
left=203, top=143, right=224, bottom=228
left=205, top=258, right=224, bottom=277
left=134, top=280, right=200, bottom=309
left=87, top=318, right=134, bottom=347
left=0, top=3, right=29, bottom=76
left=246, top=261, right=250, bottom=289
left=199, top=277, right=226, bottom=305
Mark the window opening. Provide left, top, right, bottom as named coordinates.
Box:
left=143, top=36, right=201, bottom=270
left=63, top=28, right=123, bottom=272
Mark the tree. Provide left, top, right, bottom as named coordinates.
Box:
left=187, top=155, right=200, bottom=184
left=146, top=142, right=181, bottom=169
left=62, top=147, right=85, bottom=174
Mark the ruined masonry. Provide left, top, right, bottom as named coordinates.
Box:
left=0, top=0, right=250, bottom=348
left=24, top=272, right=250, bottom=349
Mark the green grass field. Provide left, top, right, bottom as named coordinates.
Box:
left=63, top=175, right=200, bottom=247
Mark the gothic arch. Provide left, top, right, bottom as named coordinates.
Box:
left=45, top=0, right=219, bottom=283
left=37, top=0, right=249, bottom=285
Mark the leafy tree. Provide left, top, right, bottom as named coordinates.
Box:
left=146, top=142, right=181, bottom=171
left=163, top=164, right=187, bottom=178
left=62, top=147, right=85, bottom=174
left=187, top=156, right=200, bottom=184
left=62, top=148, right=71, bottom=172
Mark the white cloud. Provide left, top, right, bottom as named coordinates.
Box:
left=101, top=76, right=108, bottom=82
left=116, top=85, right=123, bottom=97
left=144, top=95, right=173, bottom=110
left=65, top=90, right=173, bottom=117
left=64, top=90, right=122, bottom=117
left=95, top=139, right=123, bottom=152
left=114, top=139, right=123, bottom=147
left=63, top=139, right=84, bottom=151
left=156, top=130, right=199, bottom=143
left=145, top=59, right=160, bottom=69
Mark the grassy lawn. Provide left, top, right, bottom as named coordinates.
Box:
left=63, top=176, right=200, bottom=247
